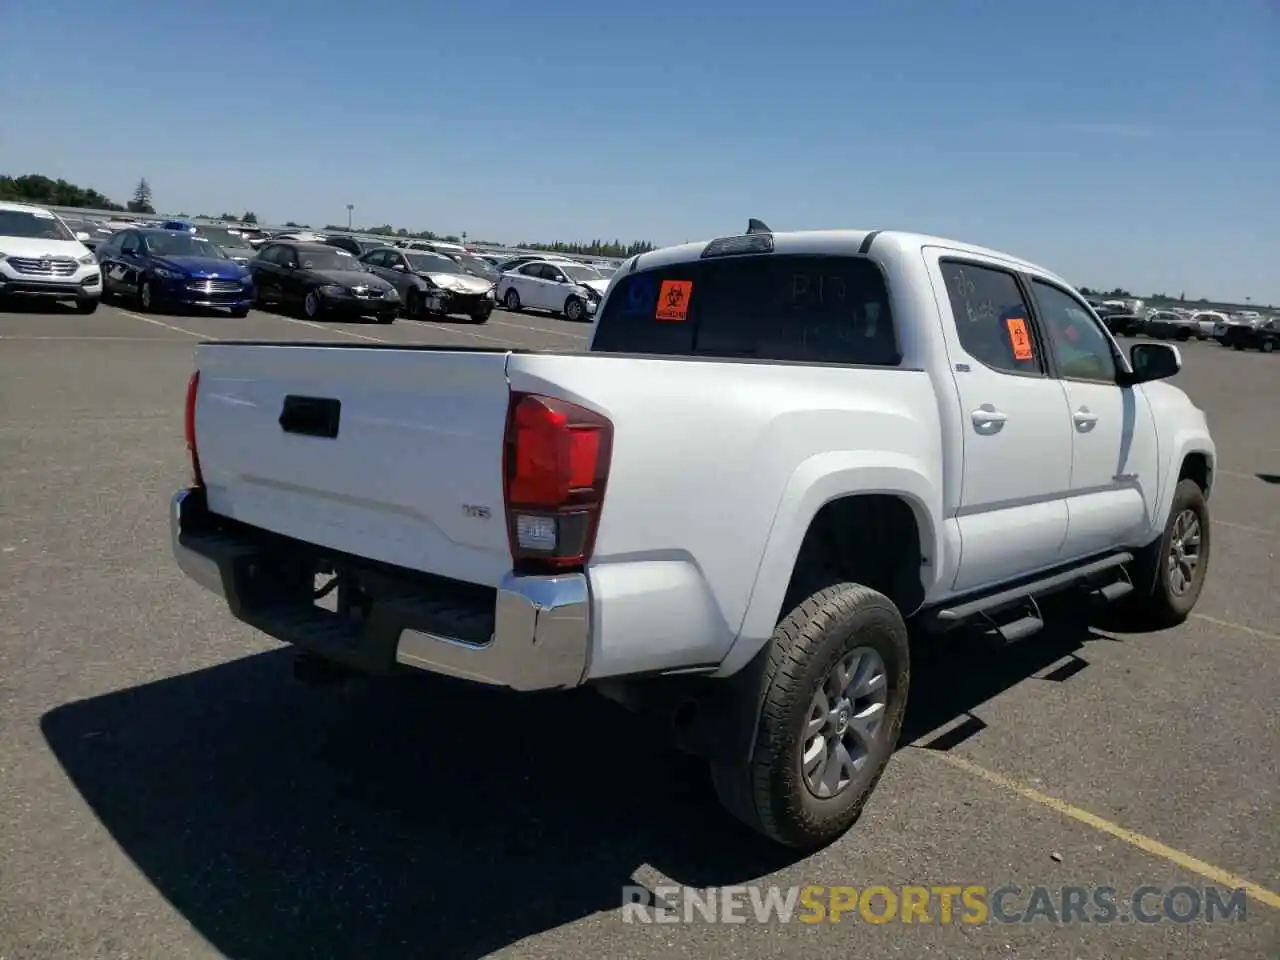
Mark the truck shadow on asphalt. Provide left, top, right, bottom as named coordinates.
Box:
left=41, top=612, right=1119, bottom=960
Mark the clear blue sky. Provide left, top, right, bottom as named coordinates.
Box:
left=3, top=0, right=1277, bottom=302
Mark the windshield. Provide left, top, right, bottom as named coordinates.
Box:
left=0, top=210, right=76, bottom=241
left=299, top=248, right=362, bottom=271
left=407, top=253, right=461, bottom=274
left=456, top=254, right=497, bottom=276
left=197, top=227, right=248, bottom=248
left=562, top=264, right=604, bottom=282
left=145, top=232, right=227, bottom=258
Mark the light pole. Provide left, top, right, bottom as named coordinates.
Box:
left=346, top=204, right=354, bottom=230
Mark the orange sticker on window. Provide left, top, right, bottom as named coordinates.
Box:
left=655, top=280, right=693, bottom=322
left=1006, top=316, right=1034, bottom=361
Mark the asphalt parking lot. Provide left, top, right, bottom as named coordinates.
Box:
left=0, top=301, right=1276, bottom=959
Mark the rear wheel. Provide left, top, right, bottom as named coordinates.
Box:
left=1261, top=339, right=1275, bottom=353
left=710, top=583, right=909, bottom=851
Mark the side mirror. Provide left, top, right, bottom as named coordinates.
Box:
left=1122, top=343, right=1181, bottom=385
left=75, top=231, right=91, bottom=243
left=392, top=263, right=406, bottom=271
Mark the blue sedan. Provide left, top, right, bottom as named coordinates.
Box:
left=97, top=228, right=254, bottom=316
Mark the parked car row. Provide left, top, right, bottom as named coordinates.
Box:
left=84, top=221, right=621, bottom=326
left=1085, top=297, right=1278, bottom=354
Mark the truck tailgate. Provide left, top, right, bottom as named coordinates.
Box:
left=193, top=344, right=515, bottom=586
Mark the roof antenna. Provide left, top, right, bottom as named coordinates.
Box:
left=746, top=218, right=771, bottom=235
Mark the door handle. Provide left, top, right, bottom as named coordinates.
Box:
left=971, top=407, right=1008, bottom=426
left=1073, top=408, right=1098, bottom=428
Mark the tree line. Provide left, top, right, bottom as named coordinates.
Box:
left=1, top=173, right=157, bottom=214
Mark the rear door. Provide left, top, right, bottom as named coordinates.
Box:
left=925, top=251, right=1074, bottom=593
left=195, top=344, right=517, bottom=586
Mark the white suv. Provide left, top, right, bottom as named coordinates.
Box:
left=0, top=202, right=102, bottom=313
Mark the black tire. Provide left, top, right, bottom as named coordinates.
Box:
left=1261, top=339, right=1275, bottom=354
left=1123, top=478, right=1210, bottom=629
left=406, top=288, right=424, bottom=320
left=376, top=312, right=397, bottom=324
left=229, top=306, right=250, bottom=318
left=710, top=583, right=909, bottom=851
left=1175, top=329, right=1190, bottom=341
left=75, top=298, right=100, bottom=315
left=303, top=289, right=323, bottom=319
left=503, top=287, right=521, bottom=311
left=563, top=296, right=586, bottom=322
left=138, top=278, right=157, bottom=312
left=470, top=309, right=492, bottom=324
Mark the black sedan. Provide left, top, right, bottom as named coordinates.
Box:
left=1221, top=317, right=1278, bottom=353
left=249, top=241, right=400, bottom=323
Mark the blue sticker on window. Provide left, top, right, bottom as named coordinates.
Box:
left=623, top=275, right=656, bottom=315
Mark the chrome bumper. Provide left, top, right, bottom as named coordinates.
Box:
left=170, top=488, right=591, bottom=691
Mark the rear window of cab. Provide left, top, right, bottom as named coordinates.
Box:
left=591, top=254, right=900, bottom=366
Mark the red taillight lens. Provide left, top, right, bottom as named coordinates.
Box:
left=503, top=393, right=612, bottom=573
left=185, top=370, right=203, bottom=487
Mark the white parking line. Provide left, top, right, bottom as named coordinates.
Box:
left=115, top=309, right=217, bottom=340
left=264, top=312, right=515, bottom=348
left=413, top=320, right=513, bottom=346
left=489, top=318, right=588, bottom=340
left=0, top=335, right=171, bottom=342
left=266, top=313, right=388, bottom=343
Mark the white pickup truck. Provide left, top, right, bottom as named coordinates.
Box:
left=171, top=225, right=1215, bottom=851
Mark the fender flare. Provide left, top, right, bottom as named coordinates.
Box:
left=1154, top=434, right=1215, bottom=531
left=714, top=450, right=943, bottom=678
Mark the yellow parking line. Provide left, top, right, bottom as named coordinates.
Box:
left=930, top=752, right=1280, bottom=909
left=116, top=309, right=216, bottom=341
left=1191, top=613, right=1278, bottom=641
left=1215, top=519, right=1275, bottom=536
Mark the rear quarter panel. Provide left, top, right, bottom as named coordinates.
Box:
left=507, top=353, right=945, bottom=679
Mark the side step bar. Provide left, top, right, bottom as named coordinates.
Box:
left=931, top=552, right=1133, bottom=628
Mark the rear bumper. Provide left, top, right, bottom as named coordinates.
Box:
left=170, top=488, right=591, bottom=691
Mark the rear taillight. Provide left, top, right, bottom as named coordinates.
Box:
left=184, top=370, right=203, bottom=487
left=503, top=393, right=612, bottom=574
